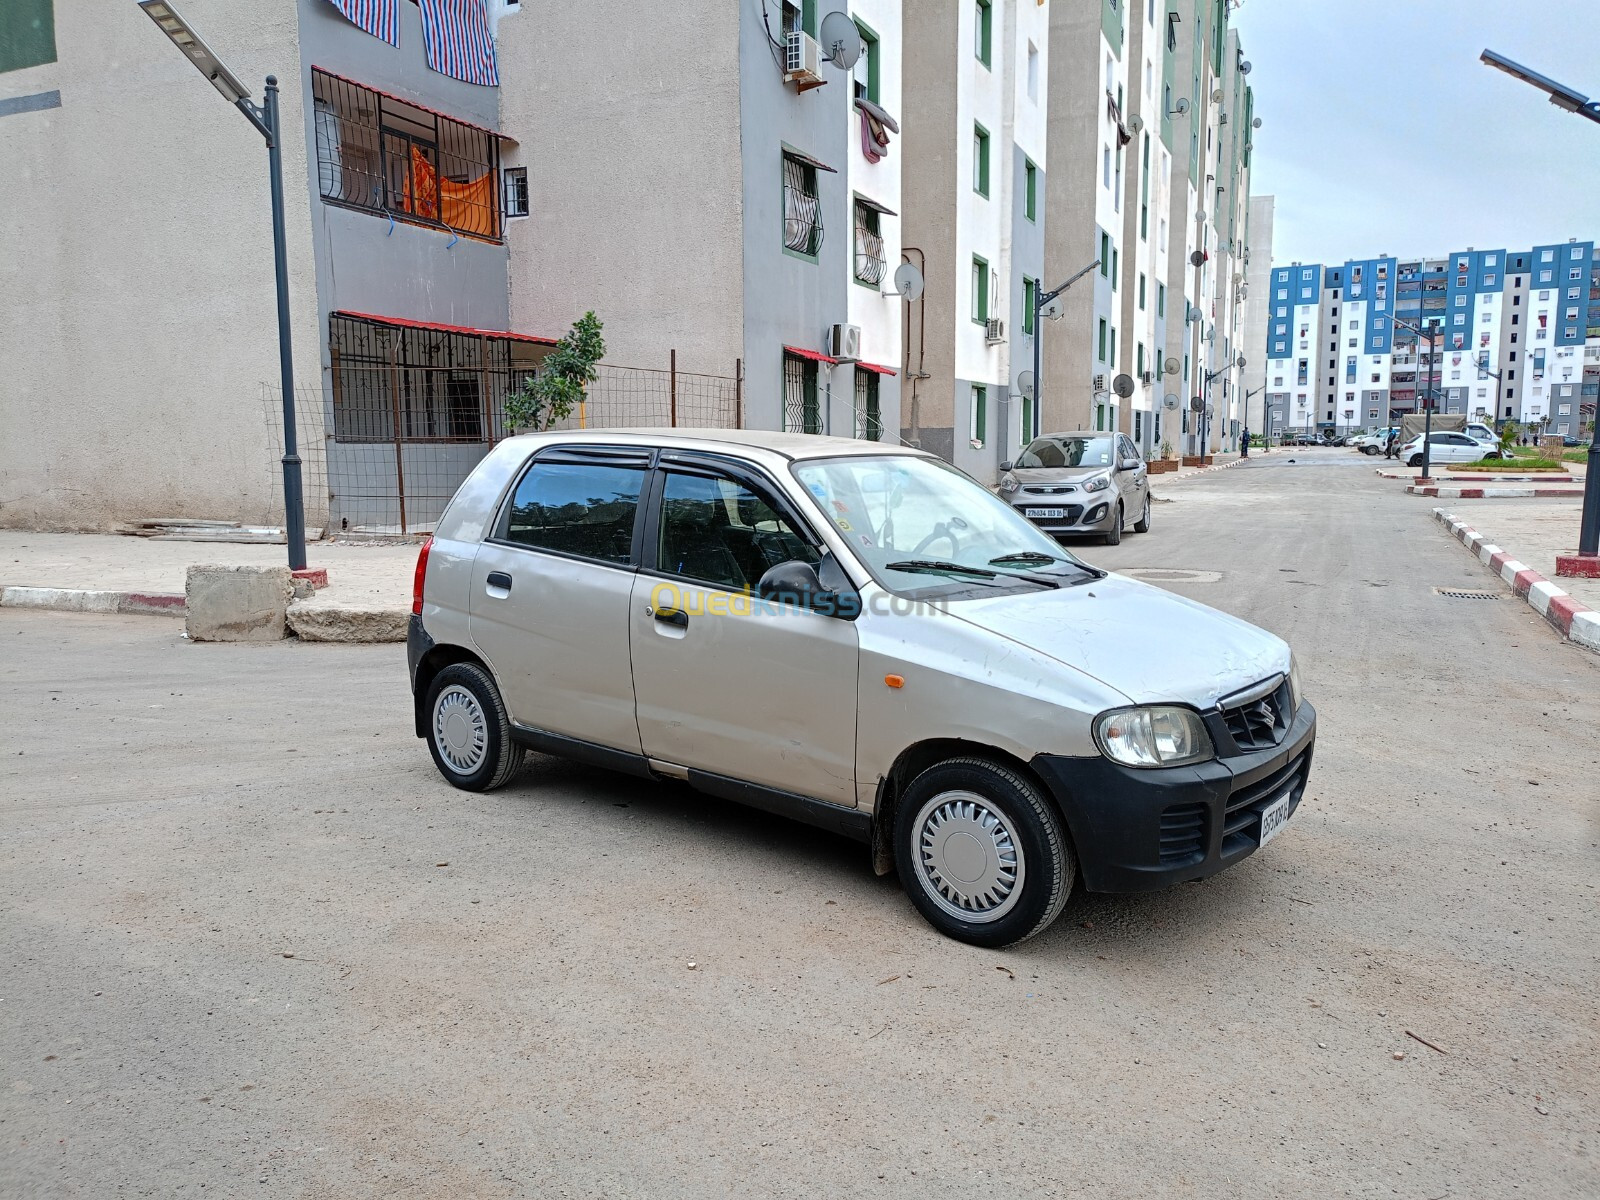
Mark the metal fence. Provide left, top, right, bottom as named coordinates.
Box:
left=265, top=354, right=743, bottom=536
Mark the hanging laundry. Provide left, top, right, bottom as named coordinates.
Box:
left=419, top=0, right=500, bottom=87
left=855, top=98, right=899, bottom=164
left=400, top=146, right=497, bottom=237
left=323, top=0, right=398, bottom=46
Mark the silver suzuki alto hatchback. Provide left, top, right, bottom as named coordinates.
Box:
left=409, top=429, right=1315, bottom=947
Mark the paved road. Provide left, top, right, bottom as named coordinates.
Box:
left=3, top=452, right=1596, bottom=1198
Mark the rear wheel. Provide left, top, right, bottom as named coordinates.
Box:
left=426, top=662, right=524, bottom=791
left=1408, top=454, right=1423, bottom=467
left=1103, top=502, right=1124, bottom=546
left=894, top=758, right=1075, bottom=947
left=1133, top=494, right=1151, bottom=534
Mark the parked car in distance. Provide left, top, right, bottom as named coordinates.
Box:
left=1563, top=435, right=1584, bottom=448
left=996, top=432, right=1150, bottom=545
left=1351, top=428, right=1396, bottom=455
left=409, top=429, right=1316, bottom=947
left=1465, top=423, right=1498, bottom=444
left=1398, top=431, right=1501, bottom=467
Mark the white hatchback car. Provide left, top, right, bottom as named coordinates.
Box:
left=409, top=430, right=1316, bottom=946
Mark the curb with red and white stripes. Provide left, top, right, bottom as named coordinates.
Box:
left=0, top=586, right=185, bottom=617
left=1432, top=509, right=1600, bottom=653
left=1409, top=484, right=1582, bottom=498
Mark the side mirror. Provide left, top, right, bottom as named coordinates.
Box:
left=1119, top=457, right=1141, bottom=472
left=998, top=460, right=1014, bottom=472
left=757, top=553, right=860, bottom=619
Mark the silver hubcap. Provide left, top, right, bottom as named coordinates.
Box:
left=911, top=790, right=1025, bottom=924
left=432, top=685, right=488, bottom=775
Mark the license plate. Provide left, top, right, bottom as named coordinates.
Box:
left=1259, top=791, right=1293, bottom=845
left=1025, top=507, right=1065, bottom=519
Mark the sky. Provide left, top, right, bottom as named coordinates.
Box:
left=1230, top=0, right=1600, bottom=267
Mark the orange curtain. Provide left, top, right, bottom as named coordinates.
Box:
left=401, top=145, right=495, bottom=236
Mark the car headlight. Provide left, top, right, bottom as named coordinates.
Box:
left=1287, top=655, right=1303, bottom=714
left=1082, top=474, right=1110, bottom=493
left=1093, top=705, right=1215, bottom=769
left=999, top=473, right=1020, bottom=494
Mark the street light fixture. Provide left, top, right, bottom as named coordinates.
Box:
left=1482, top=48, right=1600, bottom=564
left=139, top=0, right=307, bottom=571
left=1029, top=258, right=1101, bottom=438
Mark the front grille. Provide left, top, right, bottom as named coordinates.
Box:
left=1220, top=679, right=1293, bottom=751
left=1022, top=484, right=1077, bottom=495
left=1159, top=802, right=1207, bottom=864
left=1222, top=754, right=1306, bottom=848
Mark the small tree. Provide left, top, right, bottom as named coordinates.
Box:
left=505, top=311, right=606, bottom=433
left=1499, top=420, right=1520, bottom=455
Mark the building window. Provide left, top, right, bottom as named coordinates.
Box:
left=853, top=19, right=880, bottom=102
left=1101, top=233, right=1111, bottom=276
left=1103, top=145, right=1112, bottom=189
left=0, top=0, right=55, bottom=73
left=1023, top=277, right=1037, bottom=335
left=313, top=69, right=504, bottom=241
left=973, top=123, right=990, bottom=196
left=972, top=255, right=989, bottom=323
left=1027, top=40, right=1039, bottom=101
left=1024, top=158, right=1038, bottom=221
left=1157, top=283, right=1166, bottom=318
left=971, top=384, right=988, bottom=443
left=975, top=0, right=992, bottom=67
left=782, top=151, right=823, bottom=257
left=1098, top=318, right=1108, bottom=362
left=783, top=352, right=821, bottom=434
left=855, top=370, right=882, bottom=441
left=1111, top=247, right=1119, bottom=287
left=852, top=199, right=886, bottom=285
left=329, top=314, right=541, bottom=445
left=502, top=166, right=529, bottom=218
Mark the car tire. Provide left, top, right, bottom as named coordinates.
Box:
left=1133, top=494, right=1151, bottom=534
left=1486, top=451, right=1501, bottom=460
left=893, top=757, right=1075, bottom=948
left=1407, top=454, right=1423, bottom=467
left=1103, top=503, right=1123, bottom=546
left=1361, top=445, right=1378, bottom=455
left=425, top=662, right=524, bottom=792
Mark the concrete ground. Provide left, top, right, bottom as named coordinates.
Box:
left=1422, top=497, right=1600, bottom=611
left=3, top=448, right=1597, bottom=1198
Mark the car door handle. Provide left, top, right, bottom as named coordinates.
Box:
left=486, top=571, right=513, bottom=592
left=652, top=606, right=689, bottom=628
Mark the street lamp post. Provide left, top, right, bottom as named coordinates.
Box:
left=1030, top=258, right=1101, bottom=438
left=139, top=1, right=307, bottom=572
left=1391, top=314, right=1441, bottom=481
left=1481, top=48, right=1600, bottom=562
left=1242, top=385, right=1264, bottom=456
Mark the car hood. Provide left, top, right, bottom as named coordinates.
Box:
left=1008, top=466, right=1112, bottom=485
left=949, top=571, right=1288, bottom=708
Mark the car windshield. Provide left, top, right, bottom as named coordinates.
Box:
left=792, top=455, right=1092, bottom=596
left=1016, top=436, right=1115, bottom=470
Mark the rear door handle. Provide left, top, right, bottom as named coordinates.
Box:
left=486, top=571, right=513, bottom=592
left=653, top=607, right=688, bottom=629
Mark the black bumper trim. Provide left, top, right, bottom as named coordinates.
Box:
left=1031, top=701, right=1317, bottom=893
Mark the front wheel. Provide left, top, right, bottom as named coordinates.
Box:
left=425, top=662, right=524, bottom=791
left=1133, top=494, right=1151, bottom=534
left=1362, top=445, right=1378, bottom=456
left=1103, top=502, right=1124, bottom=546
left=894, top=758, right=1075, bottom=948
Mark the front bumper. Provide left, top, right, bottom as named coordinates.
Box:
left=1004, top=492, right=1117, bottom=535
left=1031, top=700, right=1317, bottom=893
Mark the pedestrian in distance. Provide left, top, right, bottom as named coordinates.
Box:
left=1240, top=426, right=1250, bottom=458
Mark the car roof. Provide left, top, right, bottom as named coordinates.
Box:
left=1029, top=431, right=1112, bottom=440
left=499, top=427, right=931, bottom=464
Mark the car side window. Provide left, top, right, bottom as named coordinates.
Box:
left=1119, top=436, right=1140, bottom=462
left=657, top=470, right=819, bottom=592
left=502, top=459, right=645, bottom=565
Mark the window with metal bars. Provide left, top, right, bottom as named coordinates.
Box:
left=853, top=201, right=885, bottom=285
left=854, top=371, right=882, bottom=441
left=784, top=353, right=821, bottom=434
left=312, top=68, right=502, bottom=241
left=783, top=153, right=823, bottom=257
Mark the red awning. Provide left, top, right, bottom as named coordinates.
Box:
left=312, top=67, right=507, bottom=139
left=783, top=344, right=839, bottom=364
left=334, top=310, right=558, bottom=345
left=855, top=360, right=898, bottom=377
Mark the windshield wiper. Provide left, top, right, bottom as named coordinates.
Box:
left=989, top=551, right=1107, bottom=580
left=885, top=559, right=997, bottom=578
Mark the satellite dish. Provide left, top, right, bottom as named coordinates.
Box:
left=818, top=12, right=863, bottom=69
left=1235, top=354, right=1247, bottom=369
left=1189, top=249, right=1205, bottom=268
left=1189, top=396, right=1204, bottom=412
left=1195, top=207, right=1207, bottom=223
left=891, top=262, right=925, bottom=302
left=1016, top=370, right=1035, bottom=399
left=1164, top=360, right=1180, bottom=376
left=1041, top=296, right=1066, bottom=321
left=1112, top=373, right=1135, bottom=398
left=1240, top=61, right=1252, bottom=75
left=1173, top=97, right=1190, bottom=116
left=1211, top=88, right=1225, bottom=103
left=1205, top=403, right=1215, bottom=417
left=1127, top=113, right=1144, bottom=134
left=1252, top=116, right=1263, bottom=130
left=1163, top=393, right=1180, bottom=410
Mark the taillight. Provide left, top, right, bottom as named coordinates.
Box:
left=411, top=536, right=434, bottom=616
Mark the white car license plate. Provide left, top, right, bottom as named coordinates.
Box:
left=1259, top=791, right=1293, bottom=845
left=1025, top=507, right=1065, bottom=519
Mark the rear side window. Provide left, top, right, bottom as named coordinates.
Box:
left=503, top=460, right=645, bottom=564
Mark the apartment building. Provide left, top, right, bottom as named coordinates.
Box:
left=1239, top=193, right=1275, bottom=438
left=1265, top=240, right=1599, bottom=439
left=1040, top=0, right=1255, bottom=461
left=900, top=0, right=1049, bottom=477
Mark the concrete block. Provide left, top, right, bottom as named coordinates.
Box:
left=286, top=601, right=407, bottom=643
left=185, top=565, right=291, bottom=642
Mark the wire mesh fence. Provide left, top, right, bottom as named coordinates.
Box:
left=264, top=355, right=743, bottom=536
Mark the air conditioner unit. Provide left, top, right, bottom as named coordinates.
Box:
left=1093, top=374, right=1107, bottom=390
left=785, top=32, right=825, bottom=90
left=828, top=322, right=861, bottom=362
left=984, top=318, right=1005, bottom=344
left=1141, top=371, right=1154, bottom=384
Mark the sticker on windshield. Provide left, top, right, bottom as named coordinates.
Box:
left=836, top=519, right=853, bottom=532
